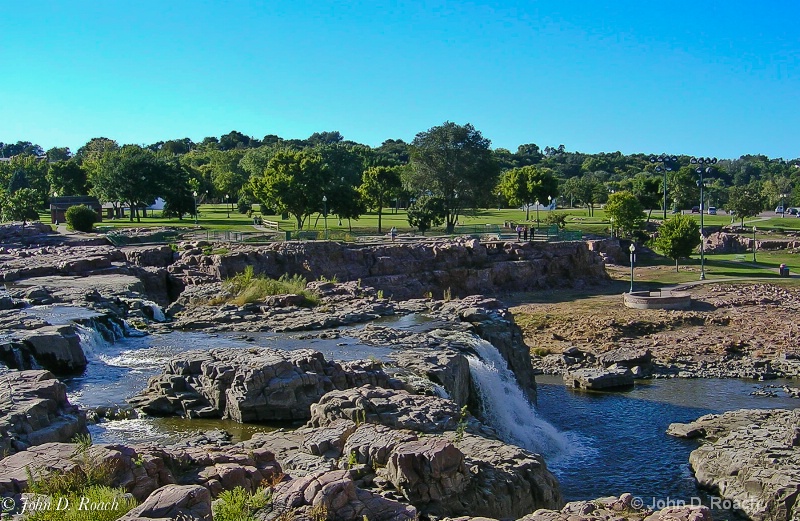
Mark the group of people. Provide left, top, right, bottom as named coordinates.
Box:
left=514, top=223, right=533, bottom=241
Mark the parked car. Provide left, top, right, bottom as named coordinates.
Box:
left=776, top=206, right=785, bottom=214
left=691, top=206, right=700, bottom=213
left=788, top=208, right=799, bottom=216
left=707, top=207, right=717, bottom=215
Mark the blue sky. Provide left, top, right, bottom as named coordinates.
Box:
left=2, top=1, right=799, bottom=159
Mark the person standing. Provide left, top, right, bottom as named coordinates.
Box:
left=390, top=226, right=397, bottom=242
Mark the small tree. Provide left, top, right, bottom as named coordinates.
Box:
left=65, top=204, right=97, bottom=232
left=651, top=214, right=701, bottom=272
left=1, top=188, right=40, bottom=222
left=605, top=191, right=645, bottom=237
left=407, top=195, right=445, bottom=235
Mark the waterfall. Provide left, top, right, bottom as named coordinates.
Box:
left=142, top=300, right=166, bottom=322
left=76, top=324, right=115, bottom=360
left=465, top=335, right=570, bottom=459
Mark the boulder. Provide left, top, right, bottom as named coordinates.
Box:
left=129, top=348, right=391, bottom=422
left=18, top=325, right=87, bottom=373
left=563, top=368, right=634, bottom=390
left=597, top=348, right=653, bottom=369
left=118, top=485, right=211, bottom=521
left=309, top=385, right=461, bottom=434
left=384, top=438, right=468, bottom=515
left=0, top=370, right=87, bottom=455
left=272, top=469, right=418, bottom=521
left=390, top=348, right=471, bottom=406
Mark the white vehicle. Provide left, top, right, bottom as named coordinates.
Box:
left=707, top=207, right=717, bottom=215
left=776, top=206, right=785, bottom=214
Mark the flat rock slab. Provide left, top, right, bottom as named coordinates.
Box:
left=563, top=368, right=634, bottom=390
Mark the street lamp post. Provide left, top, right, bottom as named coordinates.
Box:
left=497, top=192, right=501, bottom=211
left=780, top=193, right=787, bottom=218
left=225, top=194, right=230, bottom=218
left=548, top=195, right=552, bottom=217
left=690, top=157, right=717, bottom=281
left=322, top=195, right=328, bottom=240
left=650, top=155, right=678, bottom=219
left=192, top=191, right=198, bottom=225
left=629, top=243, right=636, bottom=293
left=610, top=217, right=614, bottom=238
left=753, top=226, right=757, bottom=262
left=535, top=200, right=540, bottom=230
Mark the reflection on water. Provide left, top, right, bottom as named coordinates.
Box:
left=90, top=417, right=290, bottom=445
left=536, top=374, right=800, bottom=505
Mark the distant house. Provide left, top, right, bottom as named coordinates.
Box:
left=50, top=196, right=103, bottom=224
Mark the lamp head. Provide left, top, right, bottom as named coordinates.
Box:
left=323, top=195, right=327, bottom=202
left=629, top=243, right=636, bottom=253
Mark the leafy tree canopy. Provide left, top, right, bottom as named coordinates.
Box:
left=605, top=191, right=645, bottom=237
left=651, top=214, right=701, bottom=272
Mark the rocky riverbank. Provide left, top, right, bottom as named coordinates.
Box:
left=519, top=283, right=800, bottom=380
left=668, top=408, right=800, bottom=521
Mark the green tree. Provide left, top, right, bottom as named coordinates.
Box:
left=727, top=182, right=766, bottom=226
left=669, top=167, right=701, bottom=210
left=407, top=195, right=446, bottom=234
left=560, top=176, right=583, bottom=208
left=248, top=149, right=327, bottom=229
left=87, top=145, right=168, bottom=221
left=605, top=191, right=645, bottom=237
left=652, top=214, right=701, bottom=272
left=407, top=122, right=499, bottom=232
left=630, top=172, right=662, bottom=221
left=1, top=188, right=40, bottom=222
left=498, top=167, right=534, bottom=219
left=47, top=160, right=88, bottom=196
left=359, top=166, right=402, bottom=233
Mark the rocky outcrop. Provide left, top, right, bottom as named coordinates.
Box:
left=0, top=370, right=87, bottom=455
left=668, top=409, right=800, bottom=521
left=563, top=368, right=635, bottom=390
left=273, top=469, right=418, bottom=521
left=118, top=485, right=211, bottom=521
left=245, top=387, right=562, bottom=519
left=128, top=348, right=392, bottom=421
left=168, top=239, right=609, bottom=300
left=17, top=325, right=87, bottom=373
left=524, top=494, right=712, bottom=521
left=309, top=385, right=462, bottom=434
left=0, top=440, right=281, bottom=501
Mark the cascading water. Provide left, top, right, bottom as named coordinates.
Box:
left=75, top=324, right=114, bottom=360
left=142, top=300, right=166, bottom=322
left=464, top=334, right=571, bottom=460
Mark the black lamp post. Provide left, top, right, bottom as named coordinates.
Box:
left=780, top=193, right=787, bottom=218
left=322, top=195, right=328, bottom=240
left=650, top=155, right=678, bottom=220
left=535, top=199, right=540, bottom=230
left=629, top=243, right=636, bottom=293
left=753, top=226, right=757, bottom=262
left=225, top=194, right=230, bottom=218
left=690, top=157, right=717, bottom=281
left=192, top=191, right=198, bottom=225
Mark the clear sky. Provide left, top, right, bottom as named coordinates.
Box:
left=2, top=1, right=799, bottom=159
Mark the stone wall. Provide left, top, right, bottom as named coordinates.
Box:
left=170, top=238, right=609, bottom=300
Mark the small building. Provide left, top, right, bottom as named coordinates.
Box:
left=50, top=196, right=103, bottom=224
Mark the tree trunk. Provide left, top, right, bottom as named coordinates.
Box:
left=377, top=207, right=383, bottom=233
left=676, top=258, right=679, bottom=272
left=295, top=215, right=303, bottom=230
left=526, top=204, right=530, bottom=221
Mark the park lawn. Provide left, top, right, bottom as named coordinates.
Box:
left=626, top=250, right=800, bottom=286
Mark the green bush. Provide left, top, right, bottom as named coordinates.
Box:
left=221, top=266, right=319, bottom=307
left=65, top=205, right=97, bottom=232
left=213, top=486, right=272, bottom=521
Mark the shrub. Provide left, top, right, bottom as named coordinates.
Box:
left=213, top=486, right=272, bottom=521
left=221, top=267, right=319, bottom=307
left=65, top=205, right=97, bottom=232
left=23, top=485, right=137, bottom=521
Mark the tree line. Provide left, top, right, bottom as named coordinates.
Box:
left=1, top=125, right=798, bottom=230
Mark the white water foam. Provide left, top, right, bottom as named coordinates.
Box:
left=75, top=324, right=114, bottom=360
left=142, top=300, right=166, bottom=322
left=464, top=334, right=572, bottom=459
